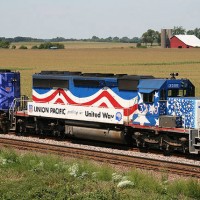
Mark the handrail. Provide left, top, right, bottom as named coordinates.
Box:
left=8, top=95, right=29, bottom=128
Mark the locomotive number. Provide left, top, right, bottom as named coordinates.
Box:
left=168, top=83, right=179, bottom=88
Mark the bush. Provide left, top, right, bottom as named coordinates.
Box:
left=19, top=45, right=28, bottom=49
left=11, top=45, right=16, bottom=49
left=31, top=45, right=38, bottom=49
left=38, top=42, right=64, bottom=49
left=136, top=43, right=147, bottom=48
left=0, top=41, right=10, bottom=48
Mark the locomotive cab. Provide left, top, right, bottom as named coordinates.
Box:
left=161, top=79, right=195, bottom=99
left=131, top=75, right=200, bottom=154
left=132, top=75, right=195, bottom=128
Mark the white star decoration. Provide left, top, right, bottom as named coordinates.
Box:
left=134, top=114, right=150, bottom=125
left=154, top=92, right=159, bottom=99
left=138, top=93, right=143, bottom=104
left=149, top=104, right=156, bottom=114
left=155, top=118, right=159, bottom=126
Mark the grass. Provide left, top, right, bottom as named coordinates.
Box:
left=0, top=148, right=199, bottom=200
left=108, top=61, right=200, bottom=66
left=1, top=45, right=200, bottom=97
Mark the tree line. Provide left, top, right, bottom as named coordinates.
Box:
left=0, top=36, right=141, bottom=45
left=141, top=26, right=200, bottom=46
left=1, top=26, right=200, bottom=49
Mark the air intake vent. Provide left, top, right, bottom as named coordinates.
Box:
left=0, top=69, right=11, bottom=73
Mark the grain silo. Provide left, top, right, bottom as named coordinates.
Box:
left=161, top=29, right=173, bottom=48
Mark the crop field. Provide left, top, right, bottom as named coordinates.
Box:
left=0, top=43, right=200, bottom=97
left=11, top=41, right=136, bottom=49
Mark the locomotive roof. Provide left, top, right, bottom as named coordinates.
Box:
left=33, top=71, right=155, bottom=80
left=138, top=79, right=166, bottom=93
left=0, top=69, right=11, bottom=73
left=32, top=71, right=194, bottom=92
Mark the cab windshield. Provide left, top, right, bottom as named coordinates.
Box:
left=168, top=89, right=187, bottom=97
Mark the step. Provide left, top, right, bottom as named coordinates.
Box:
left=194, top=143, right=200, bottom=147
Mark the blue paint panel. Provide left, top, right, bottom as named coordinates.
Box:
left=0, top=72, right=20, bottom=111
left=138, top=79, right=165, bottom=90
left=132, top=91, right=160, bottom=126
left=159, top=101, right=167, bottom=115
left=34, top=88, right=51, bottom=94
left=68, top=79, right=137, bottom=100
left=167, top=97, right=197, bottom=128
left=33, top=77, right=138, bottom=100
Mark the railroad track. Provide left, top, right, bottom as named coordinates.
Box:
left=0, top=137, right=200, bottom=179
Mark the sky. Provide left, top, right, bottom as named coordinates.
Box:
left=0, top=0, right=200, bottom=39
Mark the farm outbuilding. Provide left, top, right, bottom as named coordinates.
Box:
left=170, top=35, right=200, bottom=48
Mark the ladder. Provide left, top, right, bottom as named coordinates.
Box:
left=9, top=95, right=29, bottom=130
left=189, top=129, right=200, bottom=154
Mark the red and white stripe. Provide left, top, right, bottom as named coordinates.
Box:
left=32, top=88, right=138, bottom=116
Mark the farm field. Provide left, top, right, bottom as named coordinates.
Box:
left=0, top=43, right=200, bottom=97
left=11, top=41, right=137, bottom=49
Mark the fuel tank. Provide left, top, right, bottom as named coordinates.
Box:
left=65, top=125, right=126, bottom=144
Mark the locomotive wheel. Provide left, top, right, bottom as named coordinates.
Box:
left=58, top=131, right=65, bottom=140
left=163, top=144, right=172, bottom=156
left=16, top=120, right=25, bottom=136
left=2, top=126, right=9, bottom=134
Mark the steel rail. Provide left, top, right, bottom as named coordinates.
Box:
left=0, top=137, right=199, bottom=178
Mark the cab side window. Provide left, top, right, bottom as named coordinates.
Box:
left=160, top=89, right=166, bottom=100
left=143, top=92, right=154, bottom=103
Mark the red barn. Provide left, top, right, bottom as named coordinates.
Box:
left=170, top=35, right=200, bottom=48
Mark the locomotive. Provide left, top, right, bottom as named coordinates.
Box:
left=1, top=69, right=200, bottom=154
left=0, top=69, right=20, bottom=133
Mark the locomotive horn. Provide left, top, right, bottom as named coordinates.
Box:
left=170, top=72, right=179, bottom=79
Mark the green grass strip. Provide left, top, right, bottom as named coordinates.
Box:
left=107, top=61, right=200, bottom=67
left=0, top=67, right=33, bottom=70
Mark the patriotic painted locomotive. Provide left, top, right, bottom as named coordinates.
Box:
left=1, top=70, right=200, bottom=154
left=0, top=69, right=20, bottom=133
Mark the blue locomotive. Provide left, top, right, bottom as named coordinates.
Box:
left=1, top=70, right=200, bottom=154
left=0, top=69, right=20, bottom=133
